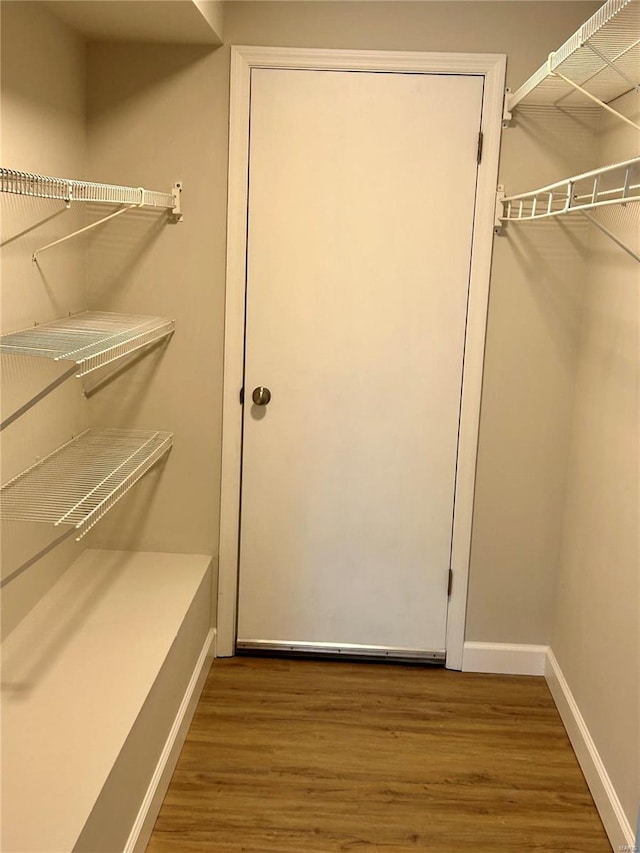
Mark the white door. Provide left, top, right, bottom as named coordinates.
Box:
left=237, top=68, right=483, bottom=660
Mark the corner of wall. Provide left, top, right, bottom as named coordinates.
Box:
left=545, top=648, right=636, bottom=850
left=548, top=88, right=639, bottom=845
left=193, top=0, right=224, bottom=44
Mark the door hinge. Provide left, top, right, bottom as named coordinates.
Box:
left=476, top=131, right=484, bottom=165
left=447, top=568, right=453, bottom=596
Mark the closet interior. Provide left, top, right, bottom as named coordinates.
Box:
left=0, top=0, right=638, bottom=851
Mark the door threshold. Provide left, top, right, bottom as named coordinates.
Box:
left=236, top=639, right=445, bottom=665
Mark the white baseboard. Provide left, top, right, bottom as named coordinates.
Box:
left=462, top=641, right=547, bottom=675
left=124, top=627, right=215, bottom=853
left=545, top=648, right=635, bottom=851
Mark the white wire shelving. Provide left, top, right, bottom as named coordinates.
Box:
left=0, top=168, right=181, bottom=212
left=504, top=0, right=640, bottom=129
left=0, top=167, right=183, bottom=261
left=0, top=312, right=175, bottom=431
left=0, top=429, right=173, bottom=541
left=498, top=157, right=640, bottom=221
left=498, top=0, right=640, bottom=260
left=496, top=157, right=640, bottom=261
left=0, top=311, right=175, bottom=377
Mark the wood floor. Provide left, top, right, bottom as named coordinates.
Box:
left=147, top=657, right=611, bottom=853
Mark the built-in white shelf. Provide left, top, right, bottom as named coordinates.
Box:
left=1, top=549, right=212, bottom=853
left=0, top=311, right=175, bottom=377
left=0, top=429, right=173, bottom=541
left=506, top=0, right=640, bottom=118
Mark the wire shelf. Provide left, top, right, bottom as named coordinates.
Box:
left=0, top=429, right=173, bottom=540
left=499, top=157, right=640, bottom=221
left=508, top=0, right=640, bottom=110
left=0, top=167, right=178, bottom=210
left=0, top=312, right=175, bottom=377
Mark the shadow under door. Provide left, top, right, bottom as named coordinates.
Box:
left=237, top=67, right=483, bottom=662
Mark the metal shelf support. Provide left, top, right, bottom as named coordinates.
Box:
left=584, top=40, right=640, bottom=94
left=33, top=201, right=139, bottom=263
left=582, top=211, right=640, bottom=262
left=545, top=51, right=640, bottom=132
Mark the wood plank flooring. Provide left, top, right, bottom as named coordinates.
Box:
left=146, top=657, right=611, bottom=853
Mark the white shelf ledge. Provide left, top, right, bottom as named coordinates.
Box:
left=0, top=311, right=175, bottom=377
left=1, top=549, right=212, bottom=853
left=0, top=429, right=173, bottom=540
left=507, top=0, right=639, bottom=119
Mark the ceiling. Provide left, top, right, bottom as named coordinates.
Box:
left=40, top=0, right=223, bottom=45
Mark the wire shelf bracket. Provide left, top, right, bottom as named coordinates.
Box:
left=495, top=157, right=640, bottom=261
left=581, top=211, right=640, bottom=262
left=0, top=312, right=175, bottom=431
left=0, top=428, right=173, bottom=553
left=33, top=201, right=139, bottom=263
left=0, top=168, right=183, bottom=261
left=503, top=0, right=640, bottom=128
left=542, top=51, right=640, bottom=132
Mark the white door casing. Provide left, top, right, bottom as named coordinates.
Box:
left=218, top=46, right=506, bottom=668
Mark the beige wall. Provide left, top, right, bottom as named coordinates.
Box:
left=223, top=0, right=597, bottom=88
left=551, top=90, right=639, bottom=829
left=222, top=0, right=599, bottom=645
left=84, top=42, right=227, bottom=561
left=0, top=1, right=87, bottom=637
left=466, top=100, right=598, bottom=643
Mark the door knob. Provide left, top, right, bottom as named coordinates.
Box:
left=252, top=386, right=271, bottom=406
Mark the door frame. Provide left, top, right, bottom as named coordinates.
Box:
left=217, top=45, right=506, bottom=669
